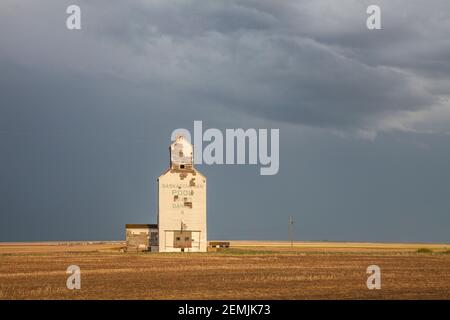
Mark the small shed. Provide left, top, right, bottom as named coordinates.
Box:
left=208, top=241, right=230, bottom=252
left=125, top=224, right=158, bottom=252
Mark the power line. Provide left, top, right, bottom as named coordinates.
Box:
left=288, top=215, right=294, bottom=248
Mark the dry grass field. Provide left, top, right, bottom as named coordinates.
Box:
left=0, top=241, right=449, bottom=300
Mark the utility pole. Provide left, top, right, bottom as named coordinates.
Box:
left=288, top=216, right=294, bottom=248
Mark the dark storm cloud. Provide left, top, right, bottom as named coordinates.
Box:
left=1, top=0, right=449, bottom=136
left=1, top=1, right=450, bottom=243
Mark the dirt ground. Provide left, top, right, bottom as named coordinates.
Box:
left=0, top=241, right=449, bottom=299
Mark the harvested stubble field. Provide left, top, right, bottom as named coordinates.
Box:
left=0, top=241, right=449, bottom=299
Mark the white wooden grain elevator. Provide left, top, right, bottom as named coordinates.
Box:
left=156, top=135, right=207, bottom=252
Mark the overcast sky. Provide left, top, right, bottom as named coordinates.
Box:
left=1, top=0, right=449, bottom=242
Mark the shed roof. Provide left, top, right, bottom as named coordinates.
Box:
left=125, top=224, right=158, bottom=229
